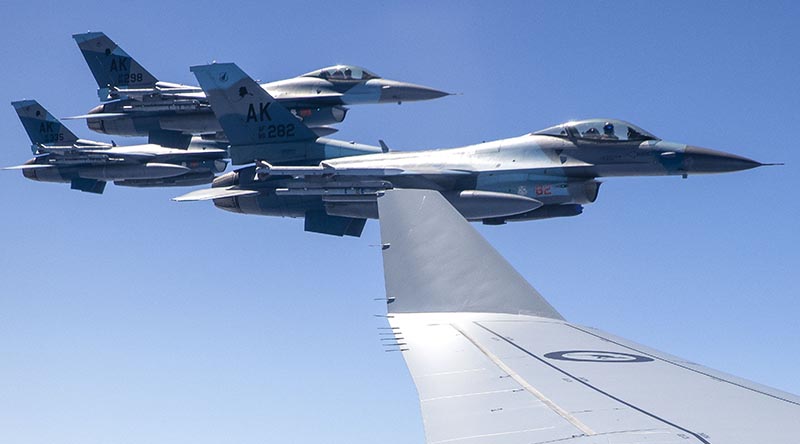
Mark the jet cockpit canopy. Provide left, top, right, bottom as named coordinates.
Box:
left=533, top=119, right=659, bottom=142
left=302, top=65, right=381, bottom=81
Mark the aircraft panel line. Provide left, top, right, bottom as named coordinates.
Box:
left=449, top=323, right=597, bottom=438
left=563, top=323, right=800, bottom=407
left=475, top=321, right=712, bottom=444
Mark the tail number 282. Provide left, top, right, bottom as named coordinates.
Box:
left=267, top=124, right=295, bottom=138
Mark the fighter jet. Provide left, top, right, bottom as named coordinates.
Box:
left=174, top=63, right=769, bottom=237
left=7, top=100, right=228, bottom=194
left=377, top=188, right=799, bottom=444
left=70, top=32, right=450, bottom=147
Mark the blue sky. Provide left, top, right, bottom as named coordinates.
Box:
left=1, top=2, right=798, bottom=443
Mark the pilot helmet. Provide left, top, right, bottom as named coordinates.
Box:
left=603, top=122, right=615, bottom=134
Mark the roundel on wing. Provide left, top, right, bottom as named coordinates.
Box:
left=544, top=350, right=654, bottom=363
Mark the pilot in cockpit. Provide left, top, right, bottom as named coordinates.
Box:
left=602, top=122, right=619, bottom=140
left=584, top=127, right=600, bottom=138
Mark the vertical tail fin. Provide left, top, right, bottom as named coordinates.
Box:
left=190, top=63, right=318, bottom=149
left=378, top=189, right=563, bottom=318
left=12, top=100, right=79, bottom=150
left=72, top=31, right=158, bottom=98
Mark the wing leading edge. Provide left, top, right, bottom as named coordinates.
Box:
left=377, top=189, right=799, bottom=444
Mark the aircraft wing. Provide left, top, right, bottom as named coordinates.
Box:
left=377, top=189, right=800, bottom=444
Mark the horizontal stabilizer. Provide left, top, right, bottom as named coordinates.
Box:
left=149, top=130, right=192, bottom=149
left=172, top=186, right=259, bottom=202
left=304, top=210, right=366, bottom=237
left=70, top=178, right=106, bottom=194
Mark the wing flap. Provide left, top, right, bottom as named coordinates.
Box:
left=304, top=210, right=366, bottom=237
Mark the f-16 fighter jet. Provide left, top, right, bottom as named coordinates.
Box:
left=70, top=32, right=449, bottom=147
left=174, top=63, right=770, bottom=237
left=7, top=100, right=228, bottom=194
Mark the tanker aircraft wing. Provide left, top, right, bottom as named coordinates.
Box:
left=377, top=189, right=799, bottom=444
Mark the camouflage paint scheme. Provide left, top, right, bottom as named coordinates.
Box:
left=8, top=100, right=228, bottom=194
left=72, top=32, right=449, bottom=142
left=174, top=63, right=766, bottom=237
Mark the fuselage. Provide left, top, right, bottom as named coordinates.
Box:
left=21, top=140, right=228, bottom=190
left=85, top=68, right=449, bottom=138
left=208, top=120, right=762, bottom=224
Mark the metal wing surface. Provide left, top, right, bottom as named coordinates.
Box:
left=377, top=189, right=799, bottom=444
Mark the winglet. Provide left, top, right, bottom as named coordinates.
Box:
left=377, top=189, right=563, bottom=319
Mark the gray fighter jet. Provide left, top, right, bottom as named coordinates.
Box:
left=174, top=63, right=770, bottom=237
left=7, top=100, right=228, bottom=194
left=70, top=32, right=449, bottom=147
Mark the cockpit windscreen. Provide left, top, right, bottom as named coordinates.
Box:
left=302, top=65, right=381, bottom=81
left=533, top=119, right=659, bottom=142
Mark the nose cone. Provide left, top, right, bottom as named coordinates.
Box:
left=683, top=145, right=763, bottom=174
left=378, top=80, right=450, bottom=103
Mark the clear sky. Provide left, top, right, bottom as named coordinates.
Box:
left=1, top=1, right=798, bottom=443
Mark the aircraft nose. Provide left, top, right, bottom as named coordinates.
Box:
left=683, top=146, right=763, bottom=173
left=379, top=81, right=450, bottom=103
